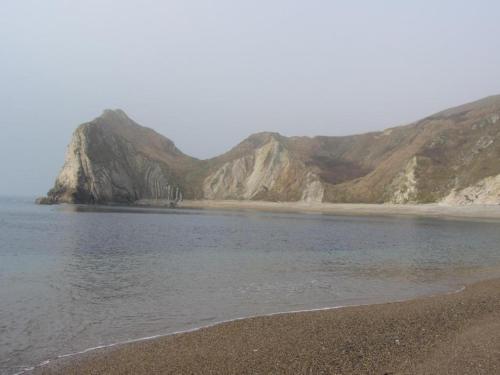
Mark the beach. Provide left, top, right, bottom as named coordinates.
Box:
left=176, top=200, right=500, bottom=221
left=35, top=277, right=500, bottom=375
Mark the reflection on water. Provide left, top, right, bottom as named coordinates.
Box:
left=1, top=197, right=500, bottom=374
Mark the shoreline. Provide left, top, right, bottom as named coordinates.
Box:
left=33, top=277, right=500, bottom=375
left=178, top=200, right=500, bottom=221
left=51, top=199, right=500, bottom=222
left=20, top=284, right=464, bottom=374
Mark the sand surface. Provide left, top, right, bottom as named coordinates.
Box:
left=36, top=277, right=500, bottom=375
left=176, top=200, right=500, bottom=221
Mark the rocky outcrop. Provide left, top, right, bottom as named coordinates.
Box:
left=388, top=156, right=419, bottom=204
left=41, top=95, right=500, bottom=205
left=203, top=134, right=324, bottom=202
left=441, top=174, right=500, bottom=205
left=45, top=110, right=195, bottom=204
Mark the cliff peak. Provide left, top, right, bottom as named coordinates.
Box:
left=243, top=132, right=285, bottom=147
left=102, top=108, right=128, bottom=116
left=248, top=131, right=282, bottom=140
left=99, top=108, right=133, bottom=122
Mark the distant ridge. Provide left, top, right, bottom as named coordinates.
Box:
left=40, top=95, right=500, bottom=205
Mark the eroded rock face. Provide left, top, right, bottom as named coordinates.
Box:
left=41, top=94, right=500, bottom=205
left=203, top=136, right=324, bottom=202
left=441, top=174, right=500, bottom=205
left=46, top=110, right=189, bottom=204
left=389, top=157, right=419, bottom=204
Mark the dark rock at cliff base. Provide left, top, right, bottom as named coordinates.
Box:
left=35, top=196, right=57, bottom=205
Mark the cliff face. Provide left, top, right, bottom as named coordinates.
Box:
left=203, top=133, right=324, bottom=202
left=42, top=95, right=500, bottom=205
left=45, top=110, right=198, bottom=204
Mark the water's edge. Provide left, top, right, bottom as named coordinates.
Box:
left=15, top=283, right=468, bottom=375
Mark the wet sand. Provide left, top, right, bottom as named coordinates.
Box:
left=36, top=277, right=500, bottom=375
left=178, top=200, right=500, bottom=221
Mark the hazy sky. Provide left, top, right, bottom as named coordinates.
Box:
left=1, top=1, right=500, bottom=196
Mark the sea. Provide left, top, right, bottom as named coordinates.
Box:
left=1, top=196, right=500, bottom=374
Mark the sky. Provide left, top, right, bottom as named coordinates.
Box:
left=1, top=0, right=500, bottom=196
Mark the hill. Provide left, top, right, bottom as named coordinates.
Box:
left=41, top=95, right=500, bottom=205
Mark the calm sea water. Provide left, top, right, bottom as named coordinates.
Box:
left=1, top=197, right=500, bottom=374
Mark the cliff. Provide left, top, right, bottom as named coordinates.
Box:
left=43, top=109, right=201, bottom=204
left=40, top=95, right=500, bottom=205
